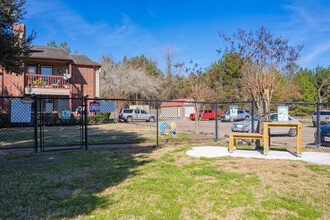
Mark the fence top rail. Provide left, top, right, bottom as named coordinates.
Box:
left=39, top=97, right=83, bottom=100
left=270, top=101, right=318, bottom=105
left=88, top=98, right=252, bottom=105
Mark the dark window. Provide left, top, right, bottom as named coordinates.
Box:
left=135, top=109, right=140, bottom=113
left=123, top=109, right=133, bottom=113
left=320, top=111, right=330, bottom=115
left=141, top=110, right=147, bottom=114
left=238, top=110, right=244, bottom=114
left=205, top=110, right=211, bottom=113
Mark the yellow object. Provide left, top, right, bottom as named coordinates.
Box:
left=229, top=122, right=302, bottom=157
left=263, top=123, right=302, bottom=156
left=229, top=133, right=264, bottom=152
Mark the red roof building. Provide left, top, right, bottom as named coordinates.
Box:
left=160, top=98, right=195, bottom=119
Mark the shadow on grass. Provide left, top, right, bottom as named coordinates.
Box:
left=0, top=146, right=157, bottom=219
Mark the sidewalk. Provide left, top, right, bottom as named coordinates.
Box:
left=186, top=146, right=330, bottom=165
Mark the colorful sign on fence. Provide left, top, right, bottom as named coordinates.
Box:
left=159, top=122, right=177, bottom=136
left=62, top=108, right=71, bottom=120
left=90, top=102, right=100, bottom=113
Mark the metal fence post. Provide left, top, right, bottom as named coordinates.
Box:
left=84, top=96, right=88, bottom=150
left=215, top=101, right=218, bottom=142
left=316, top=102, right=320, bottom=148
left=251, top=100, right=255, bottom=133
left=156, top=100, right=159, bottom=146
left=33, top=94, right=38, bottom=153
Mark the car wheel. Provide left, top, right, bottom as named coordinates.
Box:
left=245, top=116, right=249, bottom=120
left=288, top=128, right=297, bottom=137
left=126, top=117, right=132, bottom=123
left=148, top=117, right=155, bottom=122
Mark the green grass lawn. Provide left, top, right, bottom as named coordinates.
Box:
left=0, top=145, right=329, bottom=219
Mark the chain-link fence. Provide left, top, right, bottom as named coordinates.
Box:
left=38, top=97, right=84, bottom=152
left=0, top=96, right=37, bottom=153
left=0, top=95, right=329, bottom=154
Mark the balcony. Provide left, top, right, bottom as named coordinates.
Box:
left=25, top=74, right=70, bottom=96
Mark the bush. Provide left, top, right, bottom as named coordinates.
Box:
left=88, top=112, right=113, bottom=125
left=0, top=113, right=11, bottom=128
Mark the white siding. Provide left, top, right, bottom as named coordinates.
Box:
left=95, top=68, right=101, bottom=97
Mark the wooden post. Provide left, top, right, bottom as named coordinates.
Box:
left=263, top=123, right=269, bottom=155
left=297, top=124, right=302, bottom=157
left=229, top=134, right=234, bottom=153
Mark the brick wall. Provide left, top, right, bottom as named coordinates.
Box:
left=70, top=65, right=96, bottom=111
left=0, top=72, right=25, bottom=113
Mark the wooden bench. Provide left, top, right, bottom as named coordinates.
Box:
left=229, top=133, right=264, bottom=153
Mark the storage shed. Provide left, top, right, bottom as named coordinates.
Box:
left=160, top=99, right=195, bottom=119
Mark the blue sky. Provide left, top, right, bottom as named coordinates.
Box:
left=24, top=0, right=330, bottom=72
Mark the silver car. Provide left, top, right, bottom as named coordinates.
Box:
left=231, top=114, right=301, bottom=137
left=221, top=110, right=250, bottom=122
left=312, top=110, right=330, bottom=127
left=119, top=109, right=156, bottom=123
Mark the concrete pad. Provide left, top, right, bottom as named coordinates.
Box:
left=186, top=146, right=330, bottom=165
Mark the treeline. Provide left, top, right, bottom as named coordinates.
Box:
left=101, top=53, right=329, bottom=103
left=100, top=27, right=329, bottom=117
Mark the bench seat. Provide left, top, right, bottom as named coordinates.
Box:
left=229, top=133, right=264, bottom=153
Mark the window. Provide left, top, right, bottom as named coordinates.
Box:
left=41, top=66, right=52, bottom=75
left=238, top=110, right=244, bottom=114
left=27, top=66, right=37, bottom=74
left=123, top=109, right=133, bottom=113
left=135, top=109, right=140, bottom=113
left=141, top=110, right=147, bottom=114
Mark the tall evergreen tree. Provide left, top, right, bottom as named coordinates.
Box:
left=0, top=0, right=35, bottom=75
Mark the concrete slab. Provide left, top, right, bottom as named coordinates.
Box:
left=186, top=146, right=330, bottom=165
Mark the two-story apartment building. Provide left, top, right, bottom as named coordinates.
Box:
left=0, top=23, right=101, bottom=112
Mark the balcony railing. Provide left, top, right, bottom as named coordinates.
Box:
left=25, top=74, right=69, bottom=89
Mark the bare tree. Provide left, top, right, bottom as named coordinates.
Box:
left=318, top=79, right=329, bottom=103
left=178, top=60, right=212, bottom=134
left=218, top=26, right=303, bottom=105
left=159, top=44, right=184, bottom=100
left=101, top=55, right=162, bottom=120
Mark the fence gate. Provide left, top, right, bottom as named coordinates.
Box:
left=39, top=97, right=84, bottom=152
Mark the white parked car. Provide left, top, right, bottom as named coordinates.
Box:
left=119, top=109, right=155, bottom=123
left=231, top=113, right=301, bottom=137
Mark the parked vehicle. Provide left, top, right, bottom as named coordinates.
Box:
left=189, top=109, right=222, bottom=120
left=312, top=110, right=330, bottom=127
left=232, top=115, right=259, bottom=133
left=320, top=123, right=330, bottom=146
left=231, top=113, right=301, bottom=137
left=119, top=109, right=155, bottom=123
left=221, top=110, right=250, bottom=122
